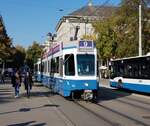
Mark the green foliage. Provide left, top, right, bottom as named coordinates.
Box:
left=0, top=18, right=13, bottom=61
left=93, top=0, right=150, bottom=61
left=12, top=45, right=26, bottom=68
left=93, top=19, right=117, bottom=61
left=25, top=41, right=42, bottom=69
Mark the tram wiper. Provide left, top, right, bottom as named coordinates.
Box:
left=64, top=54, right=73, bottom=64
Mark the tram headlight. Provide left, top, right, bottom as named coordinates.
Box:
left=67, top=81, right=70, bottom=85
left=84, top=83, right=89, bottom=87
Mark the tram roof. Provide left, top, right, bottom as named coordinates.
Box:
left=111, top=54, right=150, bottom=62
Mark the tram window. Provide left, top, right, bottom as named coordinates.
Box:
left=45, top=61, right=47, bottom=73
left=48, top=60, right=51, bottom=73
left=59, top=57, right=63, bottom=76
left=77, top=54, right=95, bottom=76
left=64, top=54, right=75, bottom=76
left=48, top=61, right=49, bottom=72
left=51, top=59, right=55, bottom=73
left=39, top=64, right=40, bottom=72
left=34, top=64, right=37, bottom=72
left=41, top=63, right=43, bottom=72
left=44, top=62, right=45, bottom=73
left=55, top=57, right=59, bottom=73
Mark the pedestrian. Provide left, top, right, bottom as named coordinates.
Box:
left=14, top=69, right=21, bottom=98
left=11, top=68, right=16, bottom=88
left=0, top=70, right=5, bottom=84
left=0, top=70, right=2, bottom=84
left=24, top=70, right=33, bottom=97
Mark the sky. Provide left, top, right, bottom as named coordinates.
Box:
left=0, top=0, right=121, bottom=48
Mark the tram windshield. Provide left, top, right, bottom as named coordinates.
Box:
left=77, top=54, right=95, bottom=76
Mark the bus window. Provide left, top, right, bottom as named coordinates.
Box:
left=64, top=54, right=75, bottom=76
left=77, top=54, right=95, bottom=76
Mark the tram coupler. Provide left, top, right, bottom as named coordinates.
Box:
left=83, top=90, right=93, bottom=100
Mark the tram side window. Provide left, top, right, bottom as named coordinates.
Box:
left=51, top=59, right=55, bottom=74
left=34, top=64, right=37, bottom=72
left=41, top=63, right=44, bottom=72
left=44, top=62, right=45, bottom=73
left=48, top=60, right=50, bottom=72
left=39, top=64, right=41, bottom=72
left=59, top=57, right=63, bottom=76
left=45, top=61, right=47, bottom=73
left=64, top=54, right=75, bottom=76
left=55, top=57, right=59, bottom=73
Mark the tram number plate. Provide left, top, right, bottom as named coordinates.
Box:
left=78, top=40, right=94, bottom=52
left=84, top=90, right=92, bottom=93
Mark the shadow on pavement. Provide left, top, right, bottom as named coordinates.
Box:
left=7, top=121, right=46, bottom=126
left=20, top=90, right=54, bottom=98
left=97, top=87, right=131, bottom=102
left=0, top=104, right=59, bottom=115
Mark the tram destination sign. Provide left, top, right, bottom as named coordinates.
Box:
left=78, top=40, right=94, bottom=52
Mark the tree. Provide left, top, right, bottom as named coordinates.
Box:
left=93, top=19, right=117, bottom=64
left=114, top=0, right=150, bottom=57
left=12, top=45, right=26, bottom=68
left=25, top=41, right=42, bottom=69
left=93, top=0, right=150, bottom=63
left=0, top=15, right=14, bottom=69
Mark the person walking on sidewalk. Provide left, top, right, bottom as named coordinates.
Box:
left=14, top=69, right=21, bottom=98
left=0, top=70, right=5, bottom=84
left=11, top=69, right=16, bottom=88
left=24, top=70, right=33, bottom=98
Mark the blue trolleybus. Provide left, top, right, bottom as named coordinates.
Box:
left=110, top=55, right=150, bottom=93
left=34, top=40, right=98, bottom=100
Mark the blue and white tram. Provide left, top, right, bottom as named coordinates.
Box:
left=110, top=55, right=150, bottom=93
left=35, top=40, right=98, bottom=100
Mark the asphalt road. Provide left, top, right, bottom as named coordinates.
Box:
left=0, top=80, right=150, bottom=126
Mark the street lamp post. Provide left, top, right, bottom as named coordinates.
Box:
left=139, top=4, right=142, bottom=56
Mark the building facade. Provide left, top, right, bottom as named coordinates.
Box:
left=55, top=2, right=117, bottom=43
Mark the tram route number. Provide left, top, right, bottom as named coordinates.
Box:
left=78, top=40, right=94, bottom=52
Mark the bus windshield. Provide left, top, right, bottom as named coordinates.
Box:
left=77, top=54, right=95, bottom=76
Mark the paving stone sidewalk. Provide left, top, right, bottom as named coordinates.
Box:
left=0, top=83, right=67, bottom=126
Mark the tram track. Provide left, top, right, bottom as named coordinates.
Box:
left=114, top=98, right=150, bottom=112
left=73, top=100, right=150, bottom=126
left=96, top=103, right=150, bottom=126
left=99, top=88, right=150, bottom=110
left=73, top=100, right=121, bottom=126
left=37, top=85, right=150, bottom=126
left=46, top=95, right=116, bottom=126
left=43, top=90, right=119, bottom=126
left=38, top=89, right=77, bottom=126
left=110, top=89, right=150, bottom=106
left=49, top=98, right=77, bottom=126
